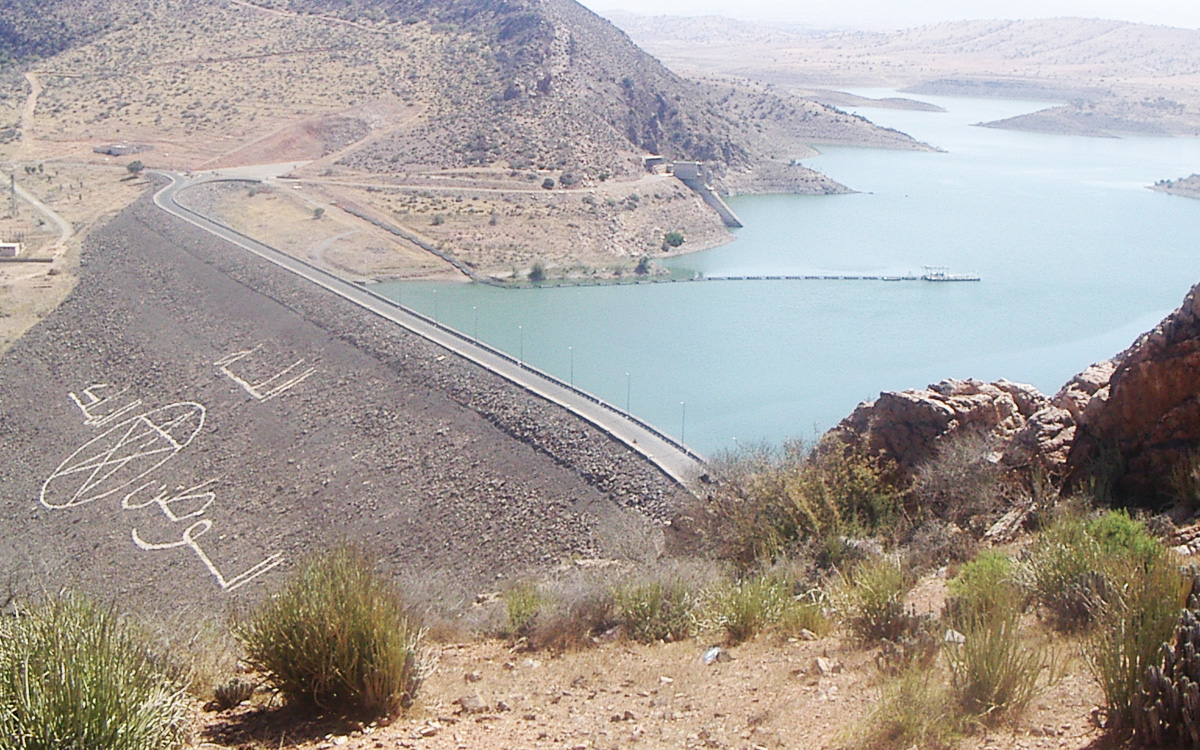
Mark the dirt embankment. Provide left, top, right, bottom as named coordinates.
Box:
left=0, top=189, right=691, bottom=617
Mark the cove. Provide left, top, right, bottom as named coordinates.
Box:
left=373, top=93, right=1200, bottom=457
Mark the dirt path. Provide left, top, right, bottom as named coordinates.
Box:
left=20, top=72, right=42, bottom=139
left=9, top=174, right=74, bottom=253
left=306, top=228, right=357, bottom=267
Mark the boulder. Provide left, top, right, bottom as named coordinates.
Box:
left=828, top=378, right=1051, bottom=479
left=1067, top=283, right=1200, bottom=502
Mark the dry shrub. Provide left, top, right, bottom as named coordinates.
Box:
left=527, top=572, right=618, bottom=653
left=706, top=574, right=829, bottom=645
left=911, top=431, right=1005, bottom=530
left=840, top=557, right=914, bottom=644
left=614, top=579, right=697, bottom=644
left=700, top=440, right=901, bottom=565
left=843, top=663, right=958, bottom=750
left=946, top=606, right=1055, bottom=723
left=902, top=519, right=978, bottom=571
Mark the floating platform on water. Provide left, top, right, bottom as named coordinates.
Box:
left=509, top=266, right=981, bottom=289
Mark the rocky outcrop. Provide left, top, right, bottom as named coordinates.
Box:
left=827, top=378, right=1051, bottom=480
left=1002, top=362, right=1117, bottom=473
left=1067, top=283, right=1200, bottom=502
left=826, top=283, right=1200, bottom=505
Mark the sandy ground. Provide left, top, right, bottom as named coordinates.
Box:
left=0, top=162, right=147, bottom=354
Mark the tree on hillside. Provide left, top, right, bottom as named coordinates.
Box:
left=126, top=161, right=144, bottom=175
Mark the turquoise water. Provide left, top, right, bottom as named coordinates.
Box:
left=374, top=94, right=1200, bottom=456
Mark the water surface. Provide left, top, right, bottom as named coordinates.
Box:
left=375, top=94, right=1200, bottom=455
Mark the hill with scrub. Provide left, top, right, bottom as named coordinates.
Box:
left=1, top=0, right=925, bottom=183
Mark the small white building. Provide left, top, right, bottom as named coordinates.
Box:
left=0, top=242, right=22, bottom=258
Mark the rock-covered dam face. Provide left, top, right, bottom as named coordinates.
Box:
left=0, top=192, right=689, bottom=614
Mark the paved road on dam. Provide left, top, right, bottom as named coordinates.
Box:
left=152, top=171, right=705, bottom=487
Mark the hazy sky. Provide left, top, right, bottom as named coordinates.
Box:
left=579, top=0, right=1200, bottom=30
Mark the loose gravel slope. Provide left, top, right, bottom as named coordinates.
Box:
left=0, top=190, right=689, bottom=614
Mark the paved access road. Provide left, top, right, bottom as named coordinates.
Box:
left=152, top=171, right=705, bottom=487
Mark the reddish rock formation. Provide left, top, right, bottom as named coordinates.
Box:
left=827, top=378, right=1051, bottom=480
left=1067, top=283, right=1200, bottom=502
left=826, top=283, right=1200, bottom=505
left=1002, top=362, right=1117, bottom=474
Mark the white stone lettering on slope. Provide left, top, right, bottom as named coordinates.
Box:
left=40, top=403, right=206, bottom=509
left=41, top=391, right=283, bottom=593
left=121, top=478, right=218, bottom=522
left=132, top=521, right=284, bottom=592
left=215, top=347, right=315, bottom=402
left=68, top=384, right=143, bottom=427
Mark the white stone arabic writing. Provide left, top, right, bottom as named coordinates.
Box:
left=43, top=385, right=283, bottom=593
left=215, top=347, right=315, bottom=402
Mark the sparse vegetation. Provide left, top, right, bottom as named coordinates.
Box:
left=663, top=230, right=685, bottom=248
left=946, top=602, right=1054, bottom=722
left=236, top=546, right=425, bottom=720
left=845, top=664, right=958, bottom=750
left=1083, top=518, right=1186, bottom=730
left=945, top=550, right=1024, bottom=626
left=707, top=574, right=828, bottom=644
left=701, top=440, right=901, bottom=564
left=502, top=581, right=544, bottom=642
left=614, top=579, right=697, bottom=644
left=528, top=261, right=546, bottom=283
left=841, top=557, right=912, bottom=644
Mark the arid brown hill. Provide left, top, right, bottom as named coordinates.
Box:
left=3, top=0, right=922, bottom=182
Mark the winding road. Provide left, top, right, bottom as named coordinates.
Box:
left=152, top=171, right=705, bottom=487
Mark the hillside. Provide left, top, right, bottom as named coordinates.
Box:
left=609, top=14, right=1200, bottom=137
left=3, top=0, right=925, bottom=181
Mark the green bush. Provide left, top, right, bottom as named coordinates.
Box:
left=946, top=605, right=1052, bottom=722
left=502, top=581, right=543, bottom=641
left=1027, top=509, right=1186, bottom=729
left=528, top=262, right=546, bottom=283
left=237, top=547, right=424, bottom=720
left=0, top=596, right=189, bottom=750
left=1028, top=512, right=1109, bottom=631
left=1030, top=509, right=1173, bottom=633
left=946, top=550, right=1025, bottom=626
left=1085, top=540, right=1187, bottom=730
left=663, top=230, right=685, bottom=248
left=842, top=558, right=912, bottom=644
left=707, top=575, right=826, bottom=644
left=614, top=580, right=697, bottom=644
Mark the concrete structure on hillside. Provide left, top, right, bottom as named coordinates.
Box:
left=671, top=161, right=743, bottom=228
left=0, top=241, right=22, bottom=258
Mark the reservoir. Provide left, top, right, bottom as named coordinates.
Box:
left=374, top=93, right=1200, bottom=457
